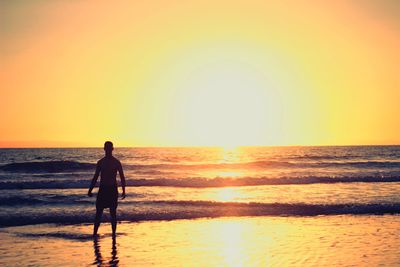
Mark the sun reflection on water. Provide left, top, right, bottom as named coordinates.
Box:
left=215, top=187, right=244, bottom=202
left=218, top=146, right=243, bottom=163
left=213, top=220, right=251, bottom=266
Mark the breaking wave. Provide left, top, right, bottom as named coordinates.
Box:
left=1, top=201, right=400, bottom=227
left=0, top=161, right=95, bottom=173
left=1, top=175, right=400, bottom=190
left=2, top=159, right=400, bottom=173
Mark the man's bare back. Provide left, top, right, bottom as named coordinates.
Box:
left=97, top=156, right=123, bottom=186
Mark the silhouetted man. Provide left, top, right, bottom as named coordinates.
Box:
left=88, top=141, right=126, bottom=237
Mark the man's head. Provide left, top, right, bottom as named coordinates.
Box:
left=104, top=141, right=114, bottom=155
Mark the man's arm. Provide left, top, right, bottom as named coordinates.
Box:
left=118, top=161, right=126, bottom=199
left=88, top=162, right=101, bottom=197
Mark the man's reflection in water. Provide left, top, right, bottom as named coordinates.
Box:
left=93, top=235, right=119, bottom=266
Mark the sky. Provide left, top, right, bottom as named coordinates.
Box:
left=0, top=0, right=399, bottom=147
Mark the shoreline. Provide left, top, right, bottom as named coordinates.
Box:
left=1, top=215, right=400, bottom=266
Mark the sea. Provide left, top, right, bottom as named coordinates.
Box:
left=1, top=145, right=400, bottom=227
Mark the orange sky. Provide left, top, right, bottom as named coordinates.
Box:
left=1, top=1, right=399, bottom=147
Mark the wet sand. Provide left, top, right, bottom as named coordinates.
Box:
left=1, top=215, right=400, bottom=266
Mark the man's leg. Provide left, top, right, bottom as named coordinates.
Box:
left=93, top=207, right=104, bottom=236
left=110, top=207, right=117, bottom=236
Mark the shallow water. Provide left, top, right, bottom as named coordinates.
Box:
left=1, top=215, right=400, bottom=266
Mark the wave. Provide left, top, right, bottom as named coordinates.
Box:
left=123, top=176, right=400, bottom=187
left=2, top=159, right=400, bottom=173
left=311, top=161, right=400, bottom=168
left=0, top=160, right=293, bottom=172
left=1, top=201, right=400, bottom=227
left=0, top=194, right=91, bottom=206
left=0, top=196, right=48, bottom=206
left=1, top=175, right=400, bottom=190
left=124, top=160, right=400, bottom=170
left=0, top=161, right=95, bottom=173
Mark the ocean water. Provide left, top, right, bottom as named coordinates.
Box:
left=1, top=146, right=400, bottom=227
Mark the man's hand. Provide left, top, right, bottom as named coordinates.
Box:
left=121, top=191, right=126, bottom=200
left=88, top=190, right=93, bottom=197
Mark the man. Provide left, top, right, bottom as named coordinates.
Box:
left=88, top=141, right=126, bottom=237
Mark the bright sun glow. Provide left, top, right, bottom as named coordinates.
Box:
left=178, top=72, right=269, bottom=147
left=164, top=44, right=289, bottom=147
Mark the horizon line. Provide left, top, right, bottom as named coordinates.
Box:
left=0, top=144, right=399, bottom=149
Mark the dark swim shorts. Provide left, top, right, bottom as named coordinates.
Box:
left=96, top=185, right=118, bottom=209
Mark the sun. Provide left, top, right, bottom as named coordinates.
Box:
left=171, top=49, right=285, bottom=147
